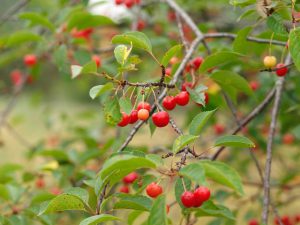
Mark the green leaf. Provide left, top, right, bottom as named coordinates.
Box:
left=19, top=12, right=55, bottom=32
left=53, top=45, right=69, bottom=75
left=39, top=194, right=89, bottom=215
left=89, top=83, right=114, bottom=99
left=194, top=200, right=235, bottom=220
left=103, top=97, right=122, bottom=126
left=233, top=26, right=253, bottom=54
left=114, top=45, right=132, bottom=65
left=71, top=61, right=98, bottom=79
left=210, top=70, right=252, bottom=100
left=0, top=184, right=10, bottom=200
left=214, top=135, right=255, bottom=148
left=5, top=31, right=42, bottom=47
left=71, top=65, right=82, bottom=79
left=79, top=214, right=120, bottom=225
left=64, top=187, right=89, bottom=205
left=189, top=109, right=217, bottom=135
left=114, top=194, right=152, bottom=211
left=200, top=51, right=243, bottom=72
left=179, top=163, right=206, bottom=185
left=161, top=44, right=182, bottom=67
left=290, top=28, right=300, bottom=72
left=148, top=195, right=167, bottom=225
left=128, top=211, right=144, bottom=225
left=172, top=135, right=198, bottom=154
left=119, top=97, right=133, bottom=115
left=67, top=12, right=113, bottom=30
left=199, top=161, right=244, bottom=195
left=112, top=31, right=152, bottom=53
left=267, top=13, right=288, bottom=36
left=186, top=87, right=206, bottom=106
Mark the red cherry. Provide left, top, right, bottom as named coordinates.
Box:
left=123, top=172, right=138, bottom=184
left=193, top=186, right=210, bottom=207
left=162, top=96, right=176, bottom=110
left=276, top=63, right=288, bottom=77
left=71, top=28, right=93, bottom=40
left=181, top=82, right=193, bottom=91
left=118, top=112, right=130, bottom=127
left=35, top=177, right=45, bottom=189
left=294, top=214, right=300, bottom=223
left=214, top=124, right=225, bottom=135
left=92, top=55, right=101, bottom=68
left=248, top=219, right=259, bottom=225
left=167, top=10, right=176, bottom=22
left=204, top=92, right=209, bottom=105
left=115, top=0, right=124, bottom=4
left=124, top=0, right=134, bottom=8
left=146, top=182, right=163, bottom=198
left=169, top=57, right=179, bottom=65
left=10, top=70, right=23, bottom=86
left=137, top=109, right=149, bottom=120
left=135, top=0, right=141, bottom=4
left=119, top=185, right=129, bottom=193
left=137, top=20, right=146, bottom=31
left=181, top=191, right=195, bottom=208
left=250, top=81, right=260, bottom=91
left=26, top=75, right=34, bottom=84
left=129, top=110, right=138, bottom=124
left=175, top=91, right=190, bottom=106
left=283, top=133, right=295, bottom=145
left=165, top=67, right=172, bottom=76
left=24, top=54, right=37, bottom=67
left=192, top=56, right=203, bottom=70
left=152, top=111, right=169, bottom=127
left=50, top=187, right=62, bottom=195
left=185, top=63, right=192, bottom=73
left=137, top=102, right=151, bottom=112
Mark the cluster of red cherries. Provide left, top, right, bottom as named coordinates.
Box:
left=114, top=0, right=141, bottom=8
left=263, top=55, right=288, bottom=77
left=180, top=187, right=211, bottom=208
left=119, top=172, right=138, bottom=193
left=118, top=102, right=170, bottom=128
left=248, top=214, right=300, bottom=225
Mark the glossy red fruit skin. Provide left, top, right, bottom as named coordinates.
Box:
left=129, top=110, right=138, bottom=124
left=137, top=102, right=151, bottom=112
left=165, top=67, right=172, bottom=76
left=138, top=109, right=149, bottom=120
left=24, top=54, right=37, bottom=67
left=152, top=111, right=169, bottom=127
left=118, top=112, right=130, bottom=127
left=250, top=81, right=260, bottom=91
left=193, top=187, right=210, bottom=206
left=167, top=10, right=176, bottom=22
left=146, top=182, right=163, bottom=198
left=214, top=124, right=225, bottom=135
left=276, top=63, right=288, bottom=77
left=119, top=185, right=129, bottom=193
left=123, top=172, right=138, bottom=184
left=181, top=191, right=195, bottom=208
left=124, top=0, right=134, bottom=8
left=175, top=91, right=190, bottom=106
left=92, top=55, right=101, bottom=68
left=115, top=0, right=124, bottom=4
left=192, top=56, right=203, bottom=70
left=248, top=219, right=259, bottom=225
left=162, top=96, right=176, bottom=110
left=137, top=20, right=146, bottom=31
left=181, top=82, right=193, bottom=91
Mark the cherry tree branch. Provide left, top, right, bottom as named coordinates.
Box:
left=0, top=0, right=30, bottom=26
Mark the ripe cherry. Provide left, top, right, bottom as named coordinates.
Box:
left=276, top=63, right=288, bottom=77
left=250, top=81, right=260, bottom=91
left=115, top=0, right=124, bottom=4
left=175, top=91, right=190, bottom=106
left=138, top=109, right=149, bottom=121
left=283, top=133, right=295, bottom=145
left=35, top=177, right=45, bottom=189
left=167, top=10, right=176, bottom=22
left=248, top=219, right=259, bottom=225
left=263, top=56, right=277, bottom=68
left=204, top=92, right=209, bottom=105
left=137, top=102, right=151, bottom=112
left=146, top=182, right=163, bottom=198
left=123, top=172, right=138, bottom=184
left=24, top=54, right=37, bottom=67
left=170, top=57, right=179, bottom=65
left=129, top=110, right=138, bottom=124
left=181, top=191, right=195, bottom=208
left=165, top=67, right=172, bottom=76
left=193, top=186, right=211, bottom=206
left=118, top=112, right=130, bottom=127
left=10, top=70, right=23, bottom=86
left=137, top=20, right=146, bottom=31
left=192, top=56, right=204, bottom=70
left=92, top=55, right=101, bottom=68
left=119, top=185, right=129, bottom=193
left=162, top=96, right=176, bottom=110
left=124, top=0, right=134, bottom=8
left=181, top=82, right=193, bottom=91
left=152, top=111, right=169, bottom=127
left=214, top=124, right=225, bottom=135
left=50, top=187, right=62, bottom=195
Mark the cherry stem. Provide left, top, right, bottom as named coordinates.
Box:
left=181, top=178, right=187, bottom=192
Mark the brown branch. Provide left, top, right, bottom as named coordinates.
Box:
left=96, top=184, right=108, bottom=215
left=0, top=0, right=30, bottom=26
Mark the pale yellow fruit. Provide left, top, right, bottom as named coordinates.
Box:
left=263, top=56, right=277, bottom=68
